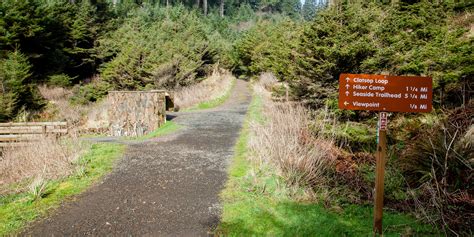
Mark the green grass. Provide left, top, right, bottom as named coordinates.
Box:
left=0, top=143, right=125, bottom=235
left=217, top=93, right=435, bottom=236
left=185, top=78, right=236, bottom=111
left=125, top=120, right=182, bottom=141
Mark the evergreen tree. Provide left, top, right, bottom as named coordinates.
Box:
left=65, top=0, right=101, bottom=80
left=0, top=51, right=42, bottom=121
left=0, top=0, right=45, bottom=54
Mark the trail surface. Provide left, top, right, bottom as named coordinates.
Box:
left=24, top=79, right=251, bottom=236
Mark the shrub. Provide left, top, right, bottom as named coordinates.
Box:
left=331, top=122, right=376, bottom=152
left=399, top=105, right=473, bottom=234
left=232, top=18, right=301, bottom=80
left=95, top=6, right=223, bottom=93
left=400, top=106, right=472, bottom=190
left=70, top=80, right=112, bottom=104
left=333, top=152, right=374, bottom=204
left=48, top=74, right=74, bottom=87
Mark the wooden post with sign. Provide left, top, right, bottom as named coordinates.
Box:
left=338, top=73, right=432, bottom=235
left=374, top=112, right=388, bottom=234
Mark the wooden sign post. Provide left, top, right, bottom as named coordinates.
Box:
left=374, top=112, right=388, bottom=234
left=338, top=73, right=432, bottom=235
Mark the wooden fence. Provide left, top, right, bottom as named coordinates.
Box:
left=0, top=122, right=68, bottom=147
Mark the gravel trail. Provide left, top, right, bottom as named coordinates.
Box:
left=24, top=79, right=251, bottom=236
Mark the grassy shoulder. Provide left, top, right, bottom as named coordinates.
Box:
left=125, top=120, right=182, bottom=141
left=185, top=78, right=236, bottom=111
left=0, top=142, right=125, bottom=235
left=217, top=94, right=434, bottom=236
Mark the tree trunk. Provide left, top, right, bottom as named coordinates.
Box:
left=219, top=0, right=224, bottom=17
left=166, top=0, right=169, bottom=7
left=195, top=0, right=200, bottom=8
left=203, top=0, right=207, bottom=15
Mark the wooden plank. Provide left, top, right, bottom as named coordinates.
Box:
left=0, top=134, right=42, bottom=139
left=0, top=121, right=67, bottom=127
left=0, top=129, right=44, bottom=134
left=0, top=127, right=43, bottom=133
left=0, top=125, right=66, bottom=130
left=0, top=121, right=67, bottom=126
left=0, top=128, right=68, bottom=134
left=0, top=126, right=43, bottom=130
left=0, top=122, right=68, bottom=148
left=0, top=135, right=41, bottom=142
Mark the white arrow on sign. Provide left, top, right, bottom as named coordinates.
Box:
left=345, top=84, right=350, bottom=89
left=344, top=101, right=349, bottom=106
left=346, top=77, right=350, bottom=82
left=345, top=91, right=349, bottom=96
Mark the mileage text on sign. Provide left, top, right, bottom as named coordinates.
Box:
left=338, top=73, right=432, bottom=113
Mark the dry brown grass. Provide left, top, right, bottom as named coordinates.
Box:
left=257, top=72, right=278, bottom=91
left=249, top=73, right=338, bottom=190
left=37, top=85, right=89, bottom=125
left=0, top=136, right=87, bottom=193
left=173, top=69, right=235, bottom=110
left=38, top=85, right=72, bottom=101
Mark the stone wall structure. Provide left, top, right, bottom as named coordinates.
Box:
left=107, top=90, right=166, bottom=137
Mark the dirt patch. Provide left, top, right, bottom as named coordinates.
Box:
left=23, top=80, right=251, bottom=236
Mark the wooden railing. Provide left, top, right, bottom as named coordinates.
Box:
left=0, top=122, right=68, bottom=147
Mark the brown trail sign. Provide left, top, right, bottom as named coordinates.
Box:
left=337, top=73, right=433, bottom=235
left=338, top=74, right=432, bottom=113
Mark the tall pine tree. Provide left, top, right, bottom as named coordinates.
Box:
left=0, top=51, right=42, bottom=121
